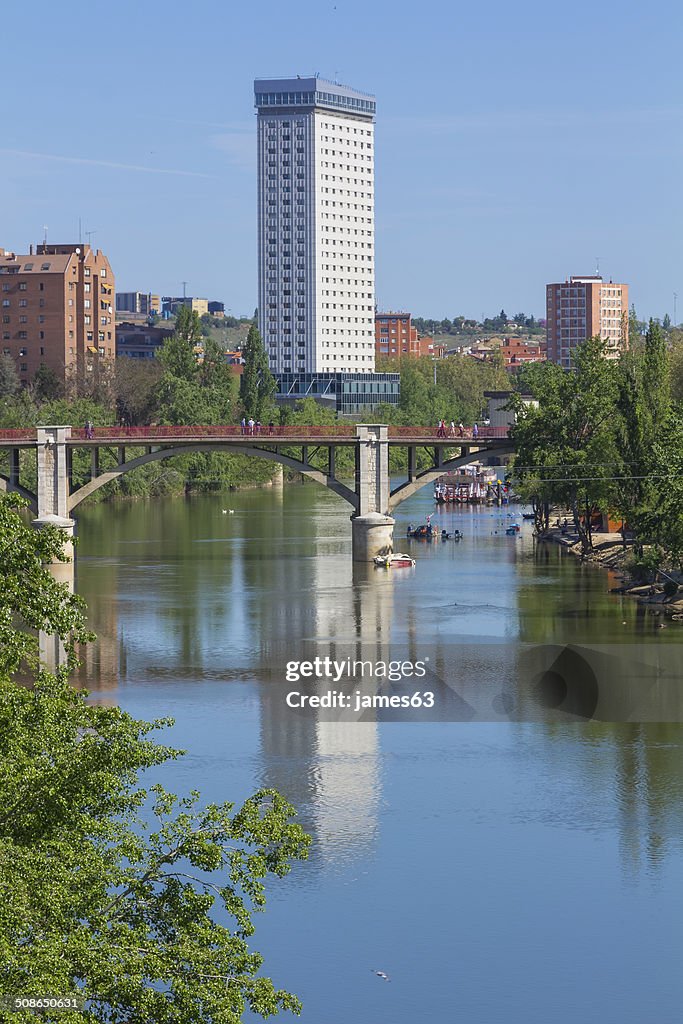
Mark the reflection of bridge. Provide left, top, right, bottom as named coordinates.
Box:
left=0, top=424, right=513, bottom=562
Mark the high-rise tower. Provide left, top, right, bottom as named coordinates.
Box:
left=254, top=76, right=376, bottom=376
left=546, top=275, right=629, bottom=368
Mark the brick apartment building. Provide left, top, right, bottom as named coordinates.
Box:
left=375, top=311, right=440, bottom=360
left=546, top=275, right=628, bottom=368
left=501, top=336, right=546, bottom=371
left=0, top=242, right=115, bottom=387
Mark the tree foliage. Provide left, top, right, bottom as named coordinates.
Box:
left=0, top=493, right=310, bottom=1021
left=0, top=353, right=20, bottom=398
left=511, top=338, right=620, bottom=553
left=239, top=326, right=276, bottom=421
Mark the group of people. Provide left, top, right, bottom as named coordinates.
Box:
left=84, top=420, right=95, bottom=439
left=240, top=417, right=275, bottom=437
left=435, top=420, right=478, bottom=439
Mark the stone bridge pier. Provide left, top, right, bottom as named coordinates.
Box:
left=34, top=425, right=76, bottom=587
left=351, top=425, right=394, bottom=562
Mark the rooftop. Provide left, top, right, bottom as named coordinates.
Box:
left=254, top=75, right=375, bottom=116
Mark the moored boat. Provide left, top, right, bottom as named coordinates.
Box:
left=374, top=553, right=416, bottom=568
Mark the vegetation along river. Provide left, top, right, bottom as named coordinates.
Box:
left=73, top=482, right=683, bottom=1024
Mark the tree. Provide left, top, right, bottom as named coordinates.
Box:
left=240, top=325, right=276, bottom=421
left=175, top=305, right=203, bottom=347
left=0, top=353, right=20, bottom=398
left=613, top=321, right=671, bottom=550
left=158, top=332, right=198, bottom=381
left=663, top=313, right=672, bottom=331
left=511, top=338, right=619, bottom=553
left=0, top=492, right=310, bottom=1021
left=115, top=357, right=163, bottom=426
left=32, top=363, right=64, bottom=401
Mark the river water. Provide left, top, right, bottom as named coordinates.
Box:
left=73, top=484, right=683, bottom=1024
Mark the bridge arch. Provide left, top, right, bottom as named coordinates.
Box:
left=388, top=444, right=515, bottom=512
left=67, top=443, right=359, bottom=512
left=0, top=475, right=38, bottom=513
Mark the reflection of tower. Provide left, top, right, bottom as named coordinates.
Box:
left=256, top=489, right=393, bottom=864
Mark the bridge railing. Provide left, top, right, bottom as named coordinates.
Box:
left=388, top=425, right=510, bottom=439
left=0, top=424, right=511, bottom=442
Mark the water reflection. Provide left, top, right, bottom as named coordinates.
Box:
left=71, top=492, right=683, bottom=889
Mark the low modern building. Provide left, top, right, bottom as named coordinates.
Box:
left=208, top=301, right=225, bottom=316
left=276, top=370, right=399, bottom=414
left=1, top=242, right=114, bottom=387
left=116, top=321, right=173, bottom=359
left=546, top=275, right=628, bottom=367
left=116, top=291, right=160, bottom=316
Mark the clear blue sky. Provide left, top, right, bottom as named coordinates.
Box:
left=1, top=0, right=681, bottom=321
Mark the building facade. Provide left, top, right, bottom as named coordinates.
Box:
left=115, top=321, right=173, bottom=359
left=375, top=312, right=416, bottom=359
left=161, top=296, right=209, bottom=318
left=1, top=242, right=114, bottom=387
left=546, top=276, right=628, bottom=368
left=255, top=76, right=376, bottom=377
left=116, top=291, right=160, bottom=316
left=501, top=336, right=546, bottom=371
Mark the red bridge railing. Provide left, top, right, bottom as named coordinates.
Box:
left=0, top=424, right=511, bottom=442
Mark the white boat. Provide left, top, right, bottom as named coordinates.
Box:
left=374, top=553, right=416, bottom=568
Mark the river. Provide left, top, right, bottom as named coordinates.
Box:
left=73, top=483, right=683, bottom=1024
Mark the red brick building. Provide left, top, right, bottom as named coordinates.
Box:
left=501, top=336, right=546, bottom=371
left=375, top=311, right=442, bottom=360
left=0, top=242, right=115, bottom=387
left=546, top=275, right=628, bottom=368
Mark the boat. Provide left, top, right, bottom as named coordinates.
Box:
left=505, top=525, right=520, bottom=536
left=374, top=553, right=416, bottom=568
left=522, top=513, right=535, bottom=521
left=407, top=523, right=435, bottom=539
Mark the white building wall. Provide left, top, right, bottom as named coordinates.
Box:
left=313, top=110, right=375, bottom=373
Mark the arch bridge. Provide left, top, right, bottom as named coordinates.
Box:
left=0, top=424, right=513, bottom=562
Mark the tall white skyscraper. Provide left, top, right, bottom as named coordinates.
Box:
left=254, top=76, right=376, bottom=376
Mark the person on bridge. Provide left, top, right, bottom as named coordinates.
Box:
left=248, top=417, right=255, bottom=435
left=473, top=422, right=479, bottom=439
left=449, top=421, right=456, bottom=437
left=458, top=422, right=464, bottom=437
left=240, top=417, right=246, bottom=435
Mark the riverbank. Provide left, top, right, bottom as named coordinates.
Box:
left=542, top=528, right=683, bottom=621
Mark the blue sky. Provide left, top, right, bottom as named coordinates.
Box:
left=1, top=0, right=681, bottom=321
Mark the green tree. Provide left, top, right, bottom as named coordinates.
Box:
left=32, top=363, right=64, bottom=401
left=157, top=333, right=198, bottom=381
left=115, top=357, right=163, bottom=426
left=614, top=321, right=671, bottom=550
left=240, top=325, right=276, bottom=421
left=0, top=353, right=20, bottom=398
left=511, top=338, right=620, bottom=553
left=0, top=492, right=310, bottom=1021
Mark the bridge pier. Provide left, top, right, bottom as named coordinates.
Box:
left=33, top=426, right=76, bottom=584
left=352, top=425, right=394, bottom=561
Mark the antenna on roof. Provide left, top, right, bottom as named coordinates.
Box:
left=85, top=230, right=96, bottom=248
left=42, top=225, right=48, bottom=245
left=595, top=255, right=604, bottom=276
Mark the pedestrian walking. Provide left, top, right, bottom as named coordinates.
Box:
left=248, top=417, right=255, bottom=436
left=473, top=422, right=479, bottom=439
left=240, top=416, right=246, bottom=435
left=449, top=420, right=456, bottom=437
